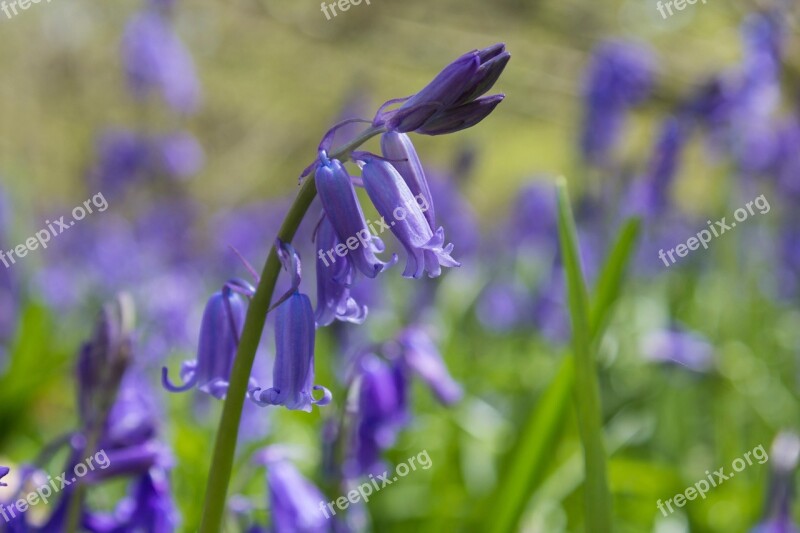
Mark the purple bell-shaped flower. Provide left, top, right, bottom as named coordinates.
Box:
left=250, top=241, right=331, bottom=412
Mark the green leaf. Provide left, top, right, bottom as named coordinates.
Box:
left=556, top=177, right=613, bottom=533
left=486, top=355, right=575, bottom=533
left=590, top=217, right=641, bottom=342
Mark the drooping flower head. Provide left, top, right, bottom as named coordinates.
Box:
left=625, top=116, right=689, bottom=218
left=162, top=281, right=249, bottom=399
left=84, top=467, right=181, bottom=532
left=354, top=151, right=460, bottom=279
left=122, top=8, right=201, bottom=114
left=313, top=215, right=367, bottom=327
left=374, top=44, right=509, bottom=135
left=395, top=326, right=462, bottom=405
left=250, top=241, right=331, bottom=412
left=256, top=449, right=330, bottom=533
left=77, top=293, right=135, bottom=428
left=314, top=152, right=395, bottom=279
left=380, top=132, right=436, bottom=228
left=580, top=40, right=656, bottom=165
left=350, top=353, right=409, bottom=477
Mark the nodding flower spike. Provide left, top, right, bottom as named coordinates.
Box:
left=314, top=151, right=395, bottom=278
left=375, top=44, right=509, bottom=135
left=259, top=452, right=329, bottom=532
left=416, top=93, right=505, bottom=136
left=354, top=151, right=460, bottom=279
left=314, top=215, right=367, bottom=327
left=380, top=132, right=435, bottom=228
left=249, top=241, right=331, bottom=412
left=353, top=354, right=409, bottom=476
left=161, top=284, right=248, bottom=399
left=396, top=326, right=463, bottom=405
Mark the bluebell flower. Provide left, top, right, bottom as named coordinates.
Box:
left=77, top=294, right=134, bottom=427
left=0, top=466, right=8, bottom=487
left=351, top=354, right=409, bottom=476
left=380, top=132, right=435, bottom=228
left=122, top=9, right=201, bottom=114
left=250, top=241, right=331, bottom=412
left=374, top=44, right=509, bottom=135
left=313, top=215, right=367, bottom=327
left=155, top=132, right=204, bottom=180
left=505, top=180, right=559, bottom=251
left=162, top=284, right=249, bottom=399
left=83, top=468, right=180, bottom=533
left=476, top=281, right=532, bottom=333
left=354, top=151, right=460, bottom=278
left=729, top=11, right=785, bottom=176
left=752, top=432, right=800, bottom=533
left=258, top=452, right=330, bottom=533
left=641, top=327, right=714, bottom=373
left=395, top=326, right=462, bottom=405
left=625, top=117, right=688, bottom=218
left=314, top=152, right=395, bottom=279
left=580, top=40, right=655, bottom=165
left=87, top=129, right=151, bottom=195
left=773, top=118, right=800, bottom=200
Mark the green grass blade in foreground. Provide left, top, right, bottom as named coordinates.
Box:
left=590, top=218, right=641, bottom=341
left=556, top=177, right=613, bottom=532
left=486, top=356, right=575, bottom=533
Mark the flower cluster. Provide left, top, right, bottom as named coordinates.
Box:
left=1, top=295, right=178, bottom=532
left=162, top=44, right=509, bottom=421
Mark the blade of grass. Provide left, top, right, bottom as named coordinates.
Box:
left=590, top=218, right=641, bottom=342
left=487, top=356, right=575, bottom=533
left=481, top=183, right=640, bottom=533
left=556, top=177, right=613, bottom=532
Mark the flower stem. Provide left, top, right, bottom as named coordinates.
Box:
left=199, top=126, right=383, bottom=533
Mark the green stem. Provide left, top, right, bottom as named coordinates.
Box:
left=199, top=126, right=383, bottom=533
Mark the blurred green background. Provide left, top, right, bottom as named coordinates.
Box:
left=1, top=0, right=799, bottom=532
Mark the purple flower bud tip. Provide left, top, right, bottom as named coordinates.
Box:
left=417, top=94, right=505, bottom=136
left=375, top=44, right=509, bottom=135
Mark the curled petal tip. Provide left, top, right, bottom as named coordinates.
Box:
left=161, top=365, right=197, bottom=393
left=312, top=385, right=332, bottom=406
